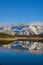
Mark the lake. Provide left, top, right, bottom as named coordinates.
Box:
left=0, top=41, right=43, bottom=65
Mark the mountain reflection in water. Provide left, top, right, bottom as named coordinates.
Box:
left=0, top=41, right=43, bottom=54
left=0, top=41, right=43, bottom=65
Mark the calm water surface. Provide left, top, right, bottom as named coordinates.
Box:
left=0, top=42, right=43, bottom=65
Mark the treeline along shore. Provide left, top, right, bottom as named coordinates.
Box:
left=0, top=32, right=43, bottom=44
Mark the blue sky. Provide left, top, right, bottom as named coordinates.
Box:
left=0, top=0, right=43, bottom=25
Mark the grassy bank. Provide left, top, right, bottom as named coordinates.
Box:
left=0, top=33, right=15, bottom=44
left=0, top=32, right=43, bottom=45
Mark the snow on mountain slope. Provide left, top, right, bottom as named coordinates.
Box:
left=0, top=26, right=15, bottom=35
left=0, top=22, right=43, bottom=35
left=19, top=25, right=43, bottom=35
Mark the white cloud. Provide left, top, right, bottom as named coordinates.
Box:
left=27, top=21, right=43, bottom=26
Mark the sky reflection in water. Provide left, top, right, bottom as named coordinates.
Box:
left=0, top=41, right=43, bottom=65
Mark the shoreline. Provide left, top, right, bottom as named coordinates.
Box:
left=0, top=37, right=43, bottom=41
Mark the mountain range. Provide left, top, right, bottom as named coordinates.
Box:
left=0, top=22, right=43, bottom=35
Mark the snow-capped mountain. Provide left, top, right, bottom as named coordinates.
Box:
left=19, top=25, right=43, bottom=35
left=12, top=25, right=26, bottom=35
left=0, top=22, right=43, bottom=35
left=0, top=26, right=15, bottom=35
left=0, top=24, right=24, bottom=35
